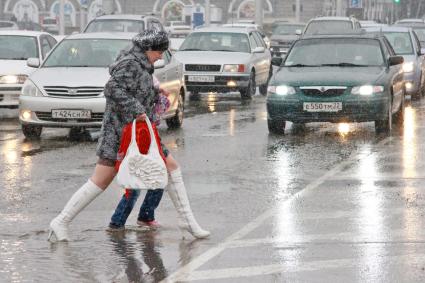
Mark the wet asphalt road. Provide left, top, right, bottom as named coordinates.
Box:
left=2, top=93, right=425, bottom=282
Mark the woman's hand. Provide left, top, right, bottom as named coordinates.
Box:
left=136, top=113, right=147, bottom=121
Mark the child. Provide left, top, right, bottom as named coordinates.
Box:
left=108, top=76, right=169, bottom=231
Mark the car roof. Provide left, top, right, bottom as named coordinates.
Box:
left=300, top=33, right=383, bottom=40
left=194, top=26, right=256, bottom=33
left=0, top=30, right=46, bottom=36
left=91, top=14, right=158, bottom=21
left=364, top=26, right=411, bottom=32
left=64, top=32, right=136, bottom=40
left=309, top=16, right=356, bottom=21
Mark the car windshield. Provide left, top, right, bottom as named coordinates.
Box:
left=0, top=35, right=38, bottom=60
left=85, top=19, right=144, bottom=33
left=304, top=20, right=353, bottom=35
left=284, top=38, right=384, bottom=67
left=43, top=38, right=131, bottom=67
left=179, top=32, right=250, bottom=53
left=383, top=32, right=414, bottom=55
left=273, top=24, right=304, bottom=35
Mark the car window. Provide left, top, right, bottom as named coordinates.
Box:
left=272, top=24, right=305, bottom=35
left=179, top=32, right=250, bottom=53
left=411, top=31, right=421, bottom=53
left=304, top=20, right=353, bottom=35
left=0, top=35, right=38, bottom=60
left=249, top=33, right=259, bottom=49
left=284, top=38, right=385, bottom=66
left=43, top=38, right=131, bottom=67
left=40, top=36, right=52, bottom=59
left=46, top=35, right=57, bottom=48
left=85, top=19, right=145, bottom=33
left=381, top=38, right=392, bottom=59
left=413, top=28, right=425, bottom=47
left=253, top=32, right=266, bottom=48
left=383, top=32, right=414, bottom=55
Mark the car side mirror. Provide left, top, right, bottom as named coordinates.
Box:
left=295, top=29, right=302, bottom=36
left=253, top=46, right=265, bottom=53
left=271, top=57, right=283, bottom=66
left=27, top=58, right=40, bottom=68
left=388, top=55, right=404, bottom=66
left=154, top=59, right=165, bottom=69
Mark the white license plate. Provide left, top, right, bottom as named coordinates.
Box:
left=303, top=102, right=342, bottom=112
left=51, top=109, right=91, bottom=119
left=188, top=75, right=215, bottom=82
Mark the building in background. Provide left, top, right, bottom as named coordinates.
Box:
left=0, top=0, right=417, bottom=32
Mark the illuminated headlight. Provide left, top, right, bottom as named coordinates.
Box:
left=351, top=85, right=384, bottom=95
left=21, top=79, right=42, bottom=97
left=268, top=85, right=296, bottom=95
left=0, top=75, right=28, bottom=84
left=402, top=62, right=414, bottom=73
left=223, top=64, right=245, bottom=72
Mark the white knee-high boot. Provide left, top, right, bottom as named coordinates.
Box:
left=167, top=168, right=210, bottom=239
left=48, top=179, right=103, bottom=242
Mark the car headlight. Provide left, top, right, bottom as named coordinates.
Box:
left=402, top=62, right=415, bottom=73
left=0, top=75, right=28, bottom=84
left=268, top=85, right=296, bottom=95
left=351, top=85, right=384, bottom=96
left=223, top=64, right=245, bottom=72
left=21, top=79, right=42, bottom=97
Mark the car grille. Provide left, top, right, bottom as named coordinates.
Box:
left=185, top=64, right=221, bottom=72
left=278, top=41, right=292, bottom=47
left=300, top=86, right=347, bottom=97
left=35, top=112, right=104, bottom=122
left=43, top=86, right=104, bottom=97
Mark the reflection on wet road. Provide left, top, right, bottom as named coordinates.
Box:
left=2, top=94, right=425, bottom=282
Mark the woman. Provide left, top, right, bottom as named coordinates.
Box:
left=48, top=30, right=210, bottom=241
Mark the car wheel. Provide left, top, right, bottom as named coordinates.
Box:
left=189, top=91, right=200, bottom=101
left=268, top=118, right=285, bottom=134
left=259, top=66, right=273, bottom=96
left=375, top=100, right=392, bottom=134
left=240, top=71, right=256, bottom=100
left=166, top=90, right=184, bottom=129
left=22, top=125, right=42, bottom=139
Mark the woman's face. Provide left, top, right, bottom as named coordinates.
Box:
left=146, top=50, right=164, bottom=64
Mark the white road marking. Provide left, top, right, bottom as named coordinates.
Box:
left=161, top=137, right=392, bottom=282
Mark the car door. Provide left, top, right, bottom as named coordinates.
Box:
left=252, top=31, right=271, bottom=85
left=383, top=38, right=404, bottom=113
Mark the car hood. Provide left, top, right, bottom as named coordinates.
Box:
left=271, top=66, right=386, bottom=86
left=0, top=60, right=35, bottom=76
left=30, top=67, right=110, bottom=87
left=270, top=34, right=298, bottom=42
left=174, top=51, right=251, bottom=65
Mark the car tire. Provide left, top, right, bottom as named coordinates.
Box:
left=22, top=125, right=42, bottom=139
left=394, top=91, right=405, bottom=129
left=259, top=66, right=273, bottom=96
left=189, top=91, right=200, bottom=101
left=268, top=119, right=285, bottom=134
left=166, top=90, right=184, bottom=129
left=375, top=100, right=392, bottom=134
left=240, top=71, right=256, bottom=100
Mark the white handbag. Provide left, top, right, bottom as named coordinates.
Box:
left=116, top=118, right=168, bottom=190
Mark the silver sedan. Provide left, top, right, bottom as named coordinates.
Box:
left=19, top=32, right=185, bottom=139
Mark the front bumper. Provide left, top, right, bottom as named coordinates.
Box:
left=185, top=74, right=250, bottom=93
left=19, top=95, right=105, bottom=128
left=267, top=94, right=389, bottom=123
left=0, top=85, right=22, bottom=108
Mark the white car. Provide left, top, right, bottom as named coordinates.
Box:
left=19, top=32, right=185, bottom=139
left=165, top=21, right=191, bottom=37
left=0, top=30, right=57, bottom=108
left=175, top=27, right=272, bottom=100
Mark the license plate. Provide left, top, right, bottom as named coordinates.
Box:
left=188, top=75, right=215, bottom=82
left=51, top=109, right=91, bottom=119
left=303, top=102, right=342, bottom=112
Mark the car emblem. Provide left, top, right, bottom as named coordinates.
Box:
left=319, top=87, right=326, bottom=92
left=68, top=89, right=77, bottom=95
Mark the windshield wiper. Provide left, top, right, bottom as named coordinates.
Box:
left=285, top=64, right=319, bottom=67
left=211, top=49, right=237, bottom=52
left=180, top=48, right=204, bottom=51
left=9, top=57, right=28, bottom=60
left=319, top=63, right=364, bottom=67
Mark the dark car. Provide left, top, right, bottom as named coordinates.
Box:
left=266, top=34, right=405, bottom=134
left=270, top=22, right=305, bottom=57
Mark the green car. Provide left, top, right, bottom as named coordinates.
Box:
left=266, top=34, right=405, bottom=134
